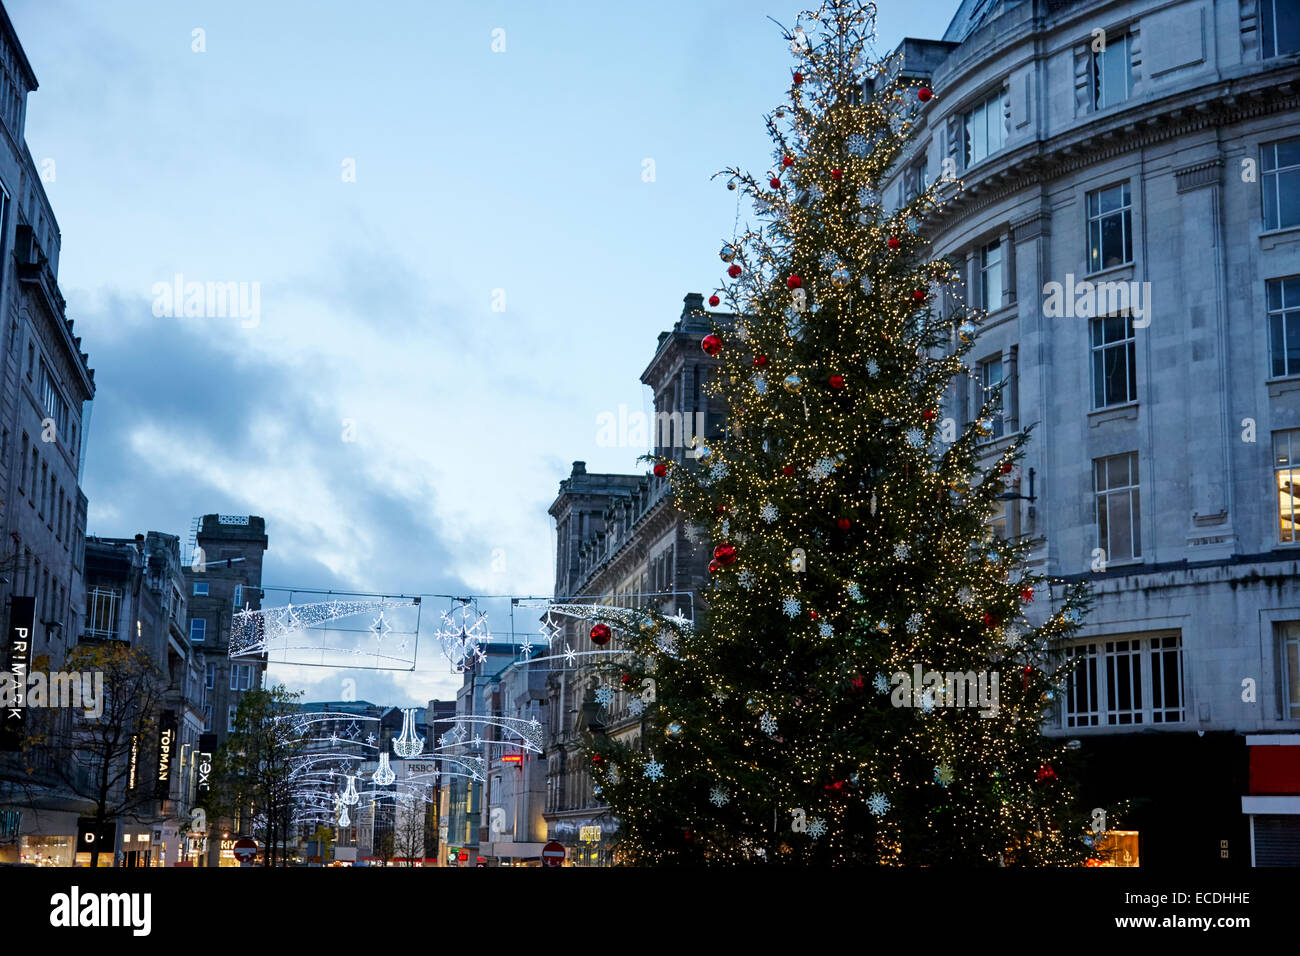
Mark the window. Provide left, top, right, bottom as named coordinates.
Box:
left=233, top=584, right=243, bottom=608
left=904, top=156, right=928, bottom=199
left=1281, top=623, right=1300, bottom=718
left=1260, top=0, right=1300, bottom=59
left=1262, top=139, right=1300, bottom=232
left=987, top=497, right=1008, bottom=541
left=25, top=340, right=33, bottom=379
left=978, top=356, right=1004, bottom=440
left=1091, top=314, right=1137, bottom=407
left=1087, top=182, right=1133, bottom=272
left=18, top=433, right=26, bottom=491
left=28, top=448, right=36, bottom=500
left=189, top=618, right=206, bottom=643
left=1274, top=429, right=1300, bottom=542
left=1064, top=633, right=1183, bottom=727
left=193, top=582, right=209, bottom=596
left=230, top=663, right=252, bottom=691
left=963, top=89, right=1005, bottom=168
left=205, top=662, right=215, bottom=690
left=38, top=462, right=46, bottom=516
left=1092, top=32, right=1131, bottom=109
left=39, top=362, right=69, bottom=444
left=1270, top=276, right=1300, bottom=378
left=1094, top=452, right=1141, bottom=564
left=979, top=240, right=1003, bottom=311
left=203, top=704, right=212, bottom=733
left=86, top=587, right=121, bottom=640
left=228, top=705, right=239, bottom=733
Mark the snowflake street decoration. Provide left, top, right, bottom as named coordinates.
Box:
left=752, top=372, right=768, bottom=395
left=643, top=758, right=665, bottom=782
left=809, top=457, right=836, bottom=482
left=846, top=582, right=863, bottom=602
left=847, top=132, right=869, bottom=157
left=819, top=250, right=841, bottom=271
left=807, top=182, right=825, bottom=202
left=655, top=631, right=678, bottom=656
left=893, top=543, right=911, bottom=561
left=594, top=684, right=615, bottom=707
left=857, top=186, right=878, bottom=207
left=627, top=695, right=645, bottom=716
left=958, top=586, right=973, bottom=605
left=935, top=764, right=954, bottom=787
left=435, top=604, right=492, bottom=673
left=720, top=518, right=730, bottom=537
left=905, top=427, right=926, bottom=449
left=760, top=502, right=778, bottom=524
left=906, top=613, right=923, bottom=634
left=1002, top=623, right=1022, bottom=648
left=760, top=711, right=778, bottom=736
left=782, top=596, right=801, bottom=619
left=860, top=273, right=873, bottom=295
left=738, top=570, right=755, bottom=590
left=873, top=673, right=890, bottom=694
left=230, top=598, right=416, bottom=659
left=866, top=358, right=880, bottom=377
left=709, top=785, right=730, bottom=807
left=867, top=792, right=890, bottom=817
left=818, top=620, right=833, bottom=638
left=807, top=817, right=828, bottom=839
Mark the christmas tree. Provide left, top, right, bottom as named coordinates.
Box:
left=585, top=0, right=1097, bottom=865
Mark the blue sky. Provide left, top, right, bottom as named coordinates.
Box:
left=9, top=0, right=960, bottom=706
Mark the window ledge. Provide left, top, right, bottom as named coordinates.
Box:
left=1260, top=226, right=1300, bottom=250
left=1088, top=402, right=1139, bottom=426
left=1084, top=261, right=1135, bottom=281
left=1268, top=377, right=1300, bottom=398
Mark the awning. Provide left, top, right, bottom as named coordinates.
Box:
left=482, top=842, right=546, bottom=858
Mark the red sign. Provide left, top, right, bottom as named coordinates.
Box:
left=501, top=754, right=522, bottom=764
left=232, top=838, right=258, bottom=864
left=457, top=850, right=468, bottom=862
left=542, top=840, right=565, bottom=867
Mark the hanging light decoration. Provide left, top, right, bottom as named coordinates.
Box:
left=342, top=773, right=360, bottom=806
left=373, top=751, right=396, bottom=787
left=338, top=806, right=350, bottom=827
left=392, top=708, right=425, bottom=758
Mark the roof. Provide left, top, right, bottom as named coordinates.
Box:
left=941, top=0, right=1025, bottom=43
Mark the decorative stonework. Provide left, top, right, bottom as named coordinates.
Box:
left=1175, top=157, right=1224, bottom=192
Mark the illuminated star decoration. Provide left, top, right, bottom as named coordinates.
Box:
left=563, top=644, right=577, bottom=667
left=368, top=611, right=392, bottom=641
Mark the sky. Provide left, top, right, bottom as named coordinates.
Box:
left=8, top=0, right=960, bottom=707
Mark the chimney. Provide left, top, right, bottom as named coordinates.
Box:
left=572, top=461, right=587, bottom=476
left=682, top=292, right=704, bottom=317
left=134, top=533, right=145, bottom=551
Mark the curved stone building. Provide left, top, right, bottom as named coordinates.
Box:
left=880, top=0, right=1300, bottom=865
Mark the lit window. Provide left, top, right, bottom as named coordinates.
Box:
left=1087, top=182, right=1133, bottom=272
left=1094, top=452, right=1141, bottom=564
left=1274, top=429, right=1300, bottom=542
left=1262, top=139, right=1300, bottom=232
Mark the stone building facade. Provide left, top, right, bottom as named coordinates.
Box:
left=0, top=0, right=96, bottom=865
left=542, top=293, right=728, bottom=864
left=878, top=0, right=1300, bottom=865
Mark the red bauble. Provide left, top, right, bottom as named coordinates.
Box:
left=782, top=155, right=793, bottom=167
left=753, top=354, right=768, bottom=367
left=912, top=289, right=926, bottom=301
left=713, top=543, right=737, bottom=565
left=620, top=672, right=633, bottom=684
left=770, top=177, right=781, bottom=189
left=1036, top=764, right=1057, bottom=782
left=809, top=609, right=818, bottom=619
left=829, top=374, right=845, bottom=390
left=888, top=237, right=901, bottom=250
left=792, top=71, right=804, bottom=84
left=837, top=518, right=851, bottom=531
left=653, top=462, right=667, bottom=478
left=1001, top=462, right=1013, bottom=474
left=701, top=333, right=723, bottom=356
left=787, top=275, right=802, bottom=289
left=708, top=558, right=722, bottom=574
left=830, top=168, right=842, bottom=181
left=708, top=294, right=720, bottom=307
left=716, top=505, right=729, bottom=513
left=728, top=264, right=742, bottom=278
left=982, top=612, right=996, bottom=628
left=592, top=753, right=604, bottom=764
left=918, top=86, right=933, bottom=102
left=589, top=623, right=612, bottom=646
left=849, top=675, right=865, bottom=692
left=923, top=409, right=936, bottom=421
left=1021, top=587, right=1035, bottom=603
left=782, top=465, right=795, bottom=477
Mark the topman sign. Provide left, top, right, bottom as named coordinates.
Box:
left=156, top=711, right=177, bottom=801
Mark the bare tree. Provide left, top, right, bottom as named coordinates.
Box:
left=393, top=790, right=431, bottom=866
